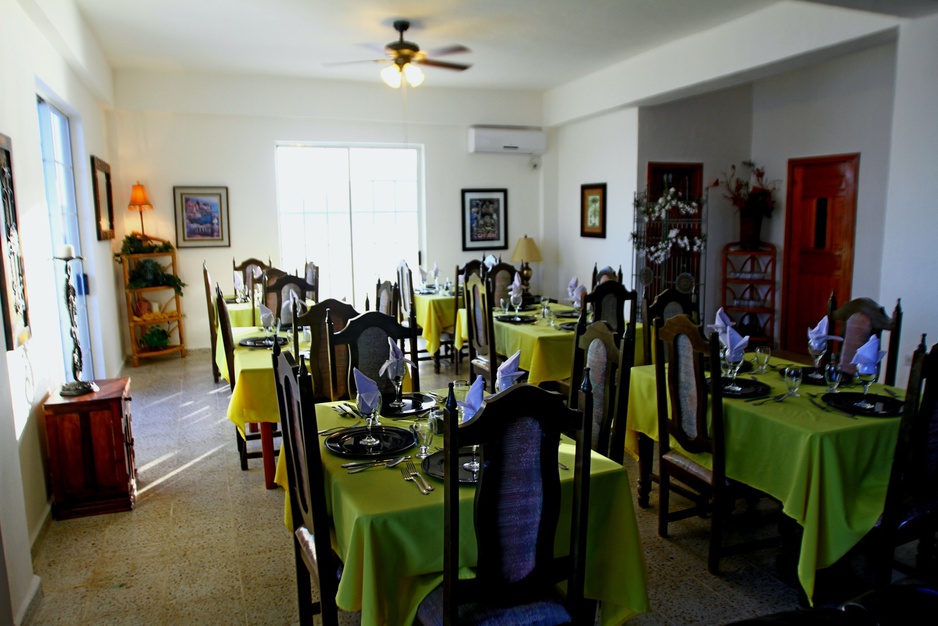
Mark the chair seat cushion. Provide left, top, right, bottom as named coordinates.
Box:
left=662, top=449, right=713, bottom=487
left=295, top=526, right=343, bottom=584
left=415, top=584, right=571, bottom=626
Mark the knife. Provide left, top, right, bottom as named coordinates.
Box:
left=342, top=455, right=409, bottom=469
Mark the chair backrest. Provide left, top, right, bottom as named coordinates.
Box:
left=328, top=310, right=420, bottom=398
left=304, top=261, right=320, bottom=302
left=267, top=274, right=316, bottom=322
left=591, top=263, right=623, bottom=290
left=487, top=261, right=518, bottom=307
left=233, top=256, right=271, bottom=312
left=397, top=260, right=416, bottom=320
left=828, top=294, right=903, bottom=386
left=581, top=279, right=637, bottom=342
left=293, top=298, right=359, bottom=401
left=654, top=314, right=724, bottom=474
left=567, top=320, right=634, bottom=463
left=272, top=346, right=339, bottom=624
left=215, top=283, right=237, bottom=391
left=643, top=288, right=698, bottom=364
left=441, top=382, right=593, bottom=624
left=374, top=279, right=399, bottom=318
left=465, top=273, right=498, bottom=392
left=203, top=262, right=219, bottom=378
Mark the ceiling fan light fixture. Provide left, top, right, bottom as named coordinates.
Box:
left=403, top=63, right=424, bottom=87
left=381, top=64, right=403, bottom=88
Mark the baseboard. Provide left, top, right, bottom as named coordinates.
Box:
left=15, top=574, right=42, bottom=626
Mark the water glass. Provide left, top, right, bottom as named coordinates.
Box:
left=411, top=418, right=434, bottom=459
left=725, top=350, right=744, bottom=392
left=754, top=346, right=771, bottom=374
left=452, top=380, right=470, bottom=403
left=807, top=339, right=827, bottom=380
left=784, top=366, right=803, bottom=397
left=824, top=360, right=842, bottom=393
left=854, top=363, right=878, bottom=409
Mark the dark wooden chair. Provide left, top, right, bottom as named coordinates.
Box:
left=266, top=274, right=316, bottom=324
left=655, top=314, right=777, bottom=574
left=374, top=279, right=399, bottom=318
left=233, top=256, right=271, bottom=324
left=590, top=263, right=623, bottom=290
left=415, top=381, right=594, bottom=626
left=203, top=262, right=221, bottom=383
left=580, top=279, right=637, bottom=343
left=397, top=260, right=433, bottom=364
left=642, top=288, right=698, bottom=365
left=465, top=273, right=501, bottom=393
left=328, top=310, right=420, bottom=399
left=272, top=346, right=341, bottom=626
left=260, top=267, right=291, bottom=314
left=304, top=260, right=320, bottom=302
left=450, top=260, right=485, bottom=371
left=486, top=261, right=518, bottom=309
left=292, top=298, right=359, bottom=402
left=828, top=294, right=902, bottom=386
left=568, top=320, right=633, bottom=463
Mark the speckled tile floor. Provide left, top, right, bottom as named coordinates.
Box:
left=29, top=349, right=900, bottom=625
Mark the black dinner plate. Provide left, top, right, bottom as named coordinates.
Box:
left=558, top=322, right=578, bottom=332
left=417, top=288, right=438, bottom=295
left=495, top=315, right=537, bottom=324
left=554, top=310, right=580, bottom=319
left=224, top=297, right=239, bottom=304
left=422, top=448, right=480, bottom=484
left=239, top=336, right=288, bottom=348
left=324, top=426, right=416, bottom=458
left=708, top=377, right=771, bottom=399
left=799, top=367, right=828, bottom=385
left=381, top=392, right=436, bottom=418
left=822, top=392, right=903, bottom=417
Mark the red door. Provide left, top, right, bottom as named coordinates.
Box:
left=781, top=154, right=859, bottom=354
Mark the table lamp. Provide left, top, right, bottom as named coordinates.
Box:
left=510, top=234, right=542, bottom=293
left=128, top=181, right=153, bottom=235
left=54, top=244, right=95, bottom=396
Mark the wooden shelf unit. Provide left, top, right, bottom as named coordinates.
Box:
left=722, top=242, right=776, bottom=347
left=122, top=246, right=186, bottom=366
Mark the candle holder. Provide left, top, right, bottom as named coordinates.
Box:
left=55, top=247, right=95, bottom=396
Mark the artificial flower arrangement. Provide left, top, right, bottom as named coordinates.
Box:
left=630, top=187, right=706, bottom=265
left=711, top=160, right=778, bottom=218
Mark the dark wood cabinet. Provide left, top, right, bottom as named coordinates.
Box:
left=43, top=378, right=136, bottom=519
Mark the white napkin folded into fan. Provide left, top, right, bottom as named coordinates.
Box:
left=497, top=350, right=525, bottom=392
left=719, top=326, right=749, bottom=362
left=233, top=272, right=244, bottom=293
left=567, top=276, right=579, bottom=299
left=807, top=315, right=843, bottom=349
left=378, top=337, right=411, bottom=379
left=259, top=304, right=275, bottom=329
left=707, top=307, right=735, bottom=334
left=483, top=254, right=498, bottom=269
left=353, top=368, right=382, bottom=414
left=508, top=272, right=523, bottom=299
left=851, top=335, right=886, bottom=375
left=458, top=377, right=486, bottom=422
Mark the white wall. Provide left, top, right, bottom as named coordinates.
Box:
left=110, top=71, right=544, bottom=352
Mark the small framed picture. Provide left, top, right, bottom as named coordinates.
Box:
left=173, top=186, right=230, bottom=248
left=580, top=183, right=607, bottom=238
left=90, top=156, right=115, bottom=241
left=462, top=189, right=508, bottom=251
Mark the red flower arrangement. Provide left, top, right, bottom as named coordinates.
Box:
left=711, top=160, right=777, bottom=219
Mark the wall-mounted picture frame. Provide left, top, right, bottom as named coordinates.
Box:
left=461, top=188, right=508, bottom=251
left=173, top=186, right=230, bottom=248
left=0, top=132, right=31, bottom=350
left=91, top=156, right=115, bottom=240
left=580, top=183, right=607, bottom=238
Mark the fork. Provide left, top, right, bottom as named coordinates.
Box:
left=406, top=460, right=434, bottom=492
left=400, top=466, right=428, bottom=494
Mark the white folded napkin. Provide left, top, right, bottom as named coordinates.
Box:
left=419, top=266, right=428, bottom=283
left=432, top=263, right=439, bottom=279
left=807, top=315, right=843, bottom=350
left=851, top=335, right=886, bottom=375
left=253, top=266, right=264, bottom=279
left=378, top=337, right=412, bottom=379
left=233, top=271, right=244, bottom=292
left=497, top=350, right=525, bottom=392
left=707, top=307, right=735, bottom=336
left=259, top=304, right=275, bottom=329
left=483, top=254, right=498, bottom=269
left=567, top=276, right=579, bottom=299
left=719, top=326, right=749, bottom=362
left=570, top=284, right=587, bottom=306
left=280, top=291, right=304, bottom=325
left=458, top=376, right=486, bottom=422
left=353, top=368, right=382, bottom=414
left=508, top=272, right=523, bottom=298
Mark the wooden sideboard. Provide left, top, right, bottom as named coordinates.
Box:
left=42, top=378, right=136, bottom=519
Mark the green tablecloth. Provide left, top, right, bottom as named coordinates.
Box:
left=625, top=362, right=901, bottom=602
left=277, top=402, right=649, bottom=626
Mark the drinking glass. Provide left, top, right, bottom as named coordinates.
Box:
left=807, top=339, right=827, bottom=381
left=357, top=392, right=382, bottom=448
left=824, top=356, right=842, bottom=393
left=854, top=364, right=878, bottom=409
left=718, top=345, right=730, bottom=378
left=463, top=445, right=481, bottom=473
left=499, top=298, right=506, bottom=314
left=784, top=366, right=803, bottom=398
left=452, top=380, right=470, bottom=403
left=754, top=346, right=771, bottom=374
left=510, top=292, right=523, bottom=320
left=725, top=349, right=744, bottom=393
left=411, top=418, right=434, bottom=459
left=389, top=376, right=404, bottom=409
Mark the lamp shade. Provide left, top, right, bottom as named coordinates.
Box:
left=128, top=182, right=153, bottom=212
left=511, top=234, right=542, bottom=263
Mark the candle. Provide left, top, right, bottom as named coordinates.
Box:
left=57, top=244, right=76, bottom=260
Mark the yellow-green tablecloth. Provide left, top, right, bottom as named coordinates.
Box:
left=227, top=300, right=257, bottom=327
left=414, top=293, right=458, bottom=355
left=277, top=402, right=649, bottom=626
left=625, top=362, right=901, bottom=602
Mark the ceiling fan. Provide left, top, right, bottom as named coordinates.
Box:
left=328, top=19, right=471, bottom=88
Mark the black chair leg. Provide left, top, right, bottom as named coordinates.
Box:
left=236, top=428, right=248, bottom=471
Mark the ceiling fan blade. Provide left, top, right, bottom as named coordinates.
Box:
left=323, top=59, right=389, bottom=67
left=418, top=59, right=471, bottom=71
left=424, top=44, right=470, bottom=57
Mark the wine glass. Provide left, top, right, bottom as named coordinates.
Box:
left=463, top=444, right=481, bottom=473
left=807, top=339, right=827, bottom=381
left=724, top=349, right=744, bottom=393
left=784, top=366, right=803, bottom=398
left=753, top=346, right=771, bottom=374
left=510, top=291, right=523, bottom=320
left=411, top=418, right=434, bottom=459
left=854, top=363, right=878, bottom=409
left=499, top=298, right=506, bottom=314
left=824, top=355, right=842, bottom=393
left=357, top=392, right=382, bottom=447
left=387, top=361, right=406, bottom=409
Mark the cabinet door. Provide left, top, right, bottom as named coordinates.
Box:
left=48, top=405, right=128, bottom=501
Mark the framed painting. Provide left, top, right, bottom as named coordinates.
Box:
left=91, top=156, right=115, bottom=240
left=173, top=186, right=230, bottom=248
left=461, top=188, right=508, bottom=251
left=0, top=133, right=30, bottom=349
left=580, top=183, right=607, bottom=238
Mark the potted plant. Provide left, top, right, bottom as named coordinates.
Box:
left=140, top=326, right=170, bottom=351
left=711, top=160, right=778, bottom=250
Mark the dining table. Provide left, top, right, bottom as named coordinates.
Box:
left=413, top=290, right=461, bottom=356
left=275, top=400, right=650, bottom=626
left=625, top=359, right=904, bottom=603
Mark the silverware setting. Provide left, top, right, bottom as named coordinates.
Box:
left=318, top=421, right=361, bottom=436
left=882, top=387, right=899, bottom=398
left=809, top=397, right=832, bottom=413
left=752, top=392, right=791, bottom=406
left=405, top=460, right=434, bottom=492
left=400, top=466, right=429, bottom=494
left=558, top=461, right=570, bottom=471
left=344, top=456, right=409, bottom=473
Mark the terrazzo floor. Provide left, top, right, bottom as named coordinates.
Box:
left=28, top=348, right=895, bottom=625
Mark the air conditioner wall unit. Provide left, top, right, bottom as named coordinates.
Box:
left=468, top=126, right=547, bottom=155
